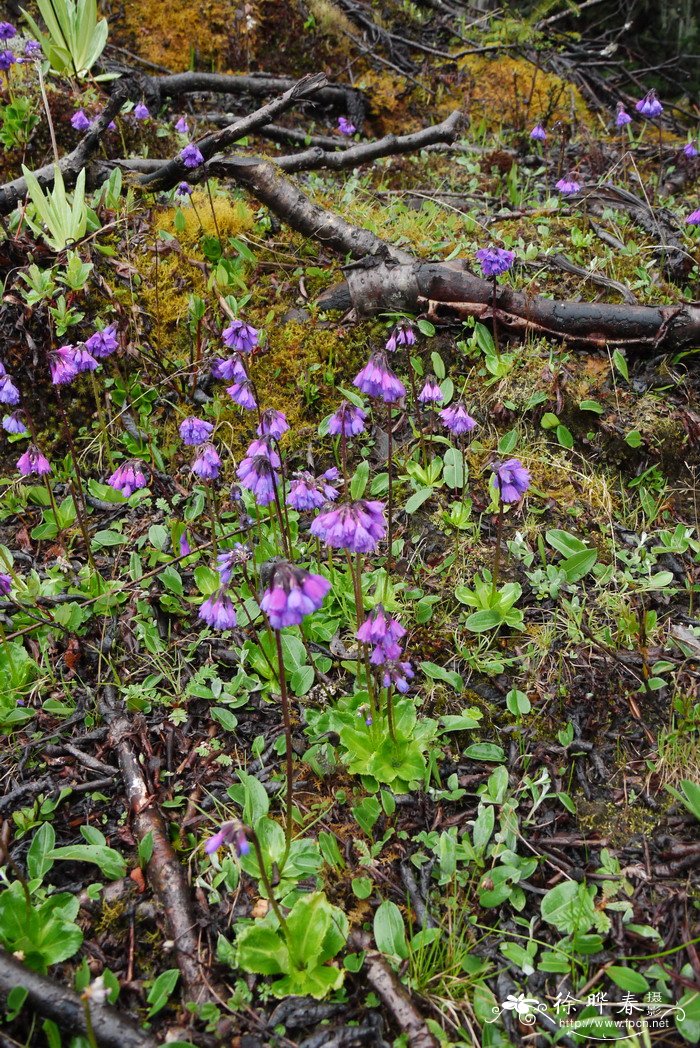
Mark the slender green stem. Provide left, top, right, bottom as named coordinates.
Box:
left=247, top=826, right=289, bottom=935
left=406, top=356, right=427, bottom=467
left=82, top=1000, right=99, bottom=1048
left=275, top=630, right=295, bottom=867
left=89, top=371, right=115, bottom=471
left=491, top=276, right=501, bottom=358
left=56, top=396, right=96, bottom=572
left=387, top=401, right=394, bottom=572
left=386, top=683, right=397, bottom=743
left=492, top=499, right=504, bottom=598
left=205, top=179, right=222, bottom=240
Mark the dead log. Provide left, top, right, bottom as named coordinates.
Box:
left=0, top=948, right=155, bottom=1048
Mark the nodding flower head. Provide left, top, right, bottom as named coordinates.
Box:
left=0, top=573, right=11, bottom=596
left=133, top=102, right=150, bottom=120
left=417, top=375, right=443, bottom=404
left=687, top=210, right=700, bottom=225
left=338, top=116, right=356, bottom=135
left=0, top=22, right=17, bottom=39
left=226, top=378, right=257, bottom=411
left=175, top=116, right=189, bottom=134
left=684, top=142, right=699, bottom=158
left=354, top=352, right=406, bottom=403
left=236, top=454, right=278, bottom=505
left=310, top=499, right=386, bottom=553
left=191, top=443, right=221, bottom=481
left=440, top=402, right=477, bottom=436
left=0, top=51, right=16, bottom=71
left=64, top=345, right=98, bottom=373
left=244, top=434, right=280, bottom=467
left=635, top=90, right=663, bottom=118
left=85, top=324, right=119, bottom=358
left=0, top=370, right=20, bottom=405
left=530, top=123, right=546, bottom=141
left=108, top=460, right=147, bottom=497
left=179, top=533, right=191, bottom=556
left=287, top=470, right=339, bottom=511
left=475, top=247, right=515, bottom=278
left=357, top=604, right=406, bottom=663
left=180, top=142, right=204, bottom=168
left=179, top=416, right=214, bottom=446
left=49, top=347, right=79, bottom=385
left=385, top=321, right=416, bottom=351
left=3, top=411, right=27, bottom=434
left=71, top=109, right=91, bottom=132
left=260, top=560, right=331, bottom=629
left=615, top=103, right=632, bottom=127
left=199, top=588, right=237, bottom=630
left=176, top=181, right=193, bottom=198
left=24, top=39, right=42, bottom=58
left=222, top=319, right=259, bottom=354
left=257, top=409, right=289, bottom=440
left=204, top=819, right=249, bottom=856
left=212, top=355, right=246, bottom=382
left=217, top=544, right=251, bottom=585
left=328, top=400, right=366, bottom=437
left=381, top=658, right=414, bottom=694
left=17, top=445, right=51, bottom=477
left=555, top=178, right=581, bottom=195
left=493, top=458, right=531, bottom=503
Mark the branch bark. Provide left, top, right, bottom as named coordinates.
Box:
left=151, top=71, right=364, bottom=117
left=0, top=948, right=155, bottom=1048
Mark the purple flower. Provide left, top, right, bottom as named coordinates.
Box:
left=0, top=50, right=16, bottom=71
left=260, top=560, right=331, bottom=629
left=476, top=247, right=515, bottom=278
left=310, top=499, right=386, bottom=553
left=17, top=445, right=51, bottom=476
left=556, top=178, right=581, bottom=195
left=64, top=345, right=98, bottom=373
left=24, top=39, right=42, bottom=58
left=71, top=109, right=91, bottom=132
left=530, top=124, right=546, bottom=141
left=381, top=658, right=414, bottom=693
left=635, top=90, right=663, bottom=118
left=0, top=22, right=16, bottom=39
left=192, top=443, right=222, bottom=481
left=222, top=319, right=259, bottom=354
left=3, top=411, right=27, bottom=434
left=212, top=355, right=246, bottom=381
left=176, top=181, right=193, bottom=198
left=338, top=116, right=356, bottom=135
left=328, top=401, right=366, bottom=437
left=257, top=409, right=289, bottom=439
left=175, top=116, right=189, bottom=134
left=684, top=142, right=698, bottom=158
left=615, top=104, right=632, bottom=127
left=85, top=324, right=119, bottom=358
left=226, top=379, right=257, bottom=411
left=493, top=458, right=531, bottom=503
left=204, top=820, right=249, bottom=856
left=108, top=460, right=147, bottom=497
left=0, top=372, right=20, bottom=405
left=244, top=434, right=280, bottom=467
left=217, top=544, right=250, bottom=584
left=133, top=102, right=150, bottom=120
left=385, top=322, right=416, bottom=351
left=687, top=210, right=700, bottom=225
left=49, top=348, right=79, bottom=385
left=354, top=352, right=405, bottom=402
left=199, top=588, right=237, bottom=629
left=440, top=402, right=477, bottom=436
left=287, top=470, right=339, bottom=511
left=179, top=533, right=191, bottom=556
left=357, top=604, right=406, bottom=664
left=180, top=143, right=204, bottom=168
left=236, top=454, right=278, bottom=505
left=417, top=375, right=443, bottom=404
left=179, top=416, right=214, bottom=446
left=0, top=573, right=11, bottom=596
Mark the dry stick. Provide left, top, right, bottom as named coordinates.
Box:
left=0, top=948, right=155, bottom=1048
left=101, top=686, right=218, bottom=1004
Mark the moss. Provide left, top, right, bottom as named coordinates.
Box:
left=576, top=798, right=660, bottom=846
left=156, top=192, right=256, bottom=246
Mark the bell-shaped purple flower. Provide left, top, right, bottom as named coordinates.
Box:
left=204, top=820, right=249, bottom=856
left=357, top=604, right=406, bottom=665
left=0, top=51, right=16, bottom=71
left=328, top=401, right=366, bottom=437
left=222, top=319, right=259, bottom=353
left=17, top=445, right=51, bottom=476
left=260, top=560, right=331, bottom=629
left=615, top=104, right=632, bottom=127
left=211, top=356, right=245, bottom=383
left=192, top=443, right=221, bottom=481
left=354, top=352, right=405, bottom=403
left=476, top=247, right=515, bottom=278
left=226, top=379, right=257, bottom=411
left=49, top=347, right=79, bottom=385
left=64, top=345, right=98, bottom=373
left=0, top=371, right=20, bottom=405
left=217, top=543, right=250, bottom=585
left=176, top=181, right=193, bottom=198
left=179, top=416, right=214, bottom=446
left=556, top=178, right=580, bottom=195
left=3, top=411, right=27, bottom=434
left=199, top=588, right=237, bottom=629
left=635, top=90, right=663, bottom=118
left=257, top=409, right=289, bottom=439
left=71, top=109, right=91, bottom=132
left=24, top=39, right=42, bottom=59
left=0, top=22, right=17, bottom=39
left=684, top=142, right=698, bottom=158
left=237, top=454, right=278, bottom=505
left=287, top=470, right=339, bottom=511
left=179, top=533, right=191, bottom=556
left=175, top=116, right=189, bottom=134
left=243, top=434, right=281, bottom=467
left=108, top=460, right=147, bottom=497
left=133, top=102, right=150, bottom=120
left=440, top=402, right=477, bottom=436
left=180, top=143, right=204, bottom=168
left=417, top=375, right=443, bottom=404
left=311, top=499, right=386, bottom=553
left=493, top=458, right=531, bottom=503
left=0, top=573, right=11, bottom=596
left=381, top=658, right=414, bottom=693
left=687, top=210, right=700, bottom=225
left=530, top=123, right=546, bottom=141
left=385, top=322, right=416, bottom=351
left=85, top=324, right=119, bottom=358
left=338, top=116, right=356, bottom=135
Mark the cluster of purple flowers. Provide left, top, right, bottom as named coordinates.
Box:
left=180, top=143, right=204, bottom=169
left=440, top=402, right=477, bottom=436
left=328, top=401, right=366, bottom=437
left=385, top=322, right=416, bottom=351
left=476, top=247, right=514, bottom=278
left=530, top=124, right=546, bottom=142
left=204, top=820, right=249, bottom=857
left=17, top=445, right=51, bottom=477
left=615, top=104, right=632, bottom=128
left=493, top=458, right=531, bottom=503
left=108, top=461, right=147, bottom=497
left=635, top=90, right=663, bottom=118
left=311, top=499, right=386, bottom=553
left=287, top=469, right=339, bottom=511
left=200, top=588, right=238, bottom=629
left=356, top=605, right=413, bottom=693
left=556, top=178, right=581, bottom=196
left=338, top=116, right=356, bottom=136
left=354, top=352, right=405, bottom=403
left=260, top=561, right=331, bottom=629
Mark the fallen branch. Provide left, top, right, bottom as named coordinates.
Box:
left=150, top=71, right=364, bottom=118
left=101, top=685, right=217, bottom=1005
left=0, top=948, right=155, bottom=1048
